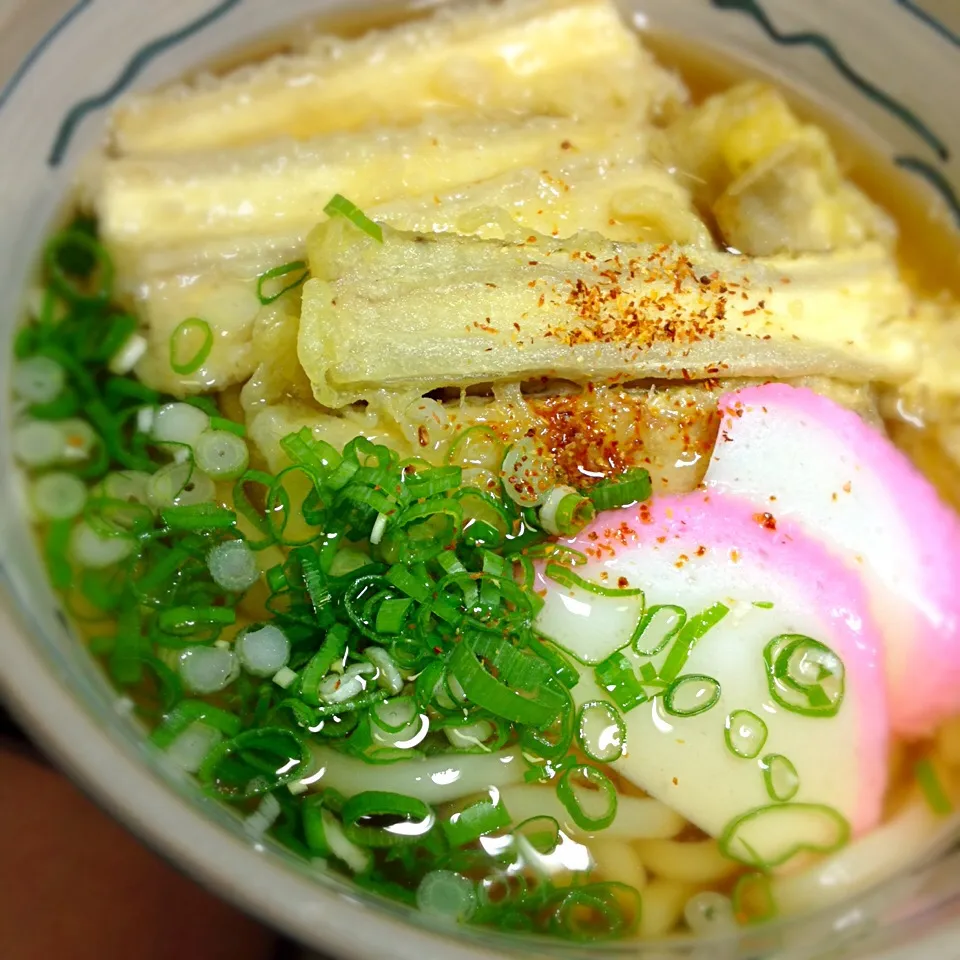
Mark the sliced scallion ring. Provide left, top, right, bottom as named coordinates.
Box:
left=44, top=228, right=113, bottom=304
left=539, top=485, right=596, bottom=537
left=99, top=470, right=152, bottom=506
left=499, top=436, right=556, bottom=507
left=13, top=420, right=65, bottom=467
left=69, top=521, right=136, bottom=569
left=724, top=709, right=768, bottom=760
left=147, top=462, right=215, bottom=509
left=179, top=646, right=239, bottom=694
left=760, top=753, right=800, bottom=802
left=169, top=318, right=213, bottom=375
left=445, top=425, right=504, bottom=470
left=13, top=355, right=65, bottom=404
left=236, top=624, right=290, bottom=677
left=663, top=674, right=721, bottom=718
left=323, top=194, right=383, bottom=242
left=31, top=471, right=88, bottom=520
left=208, top=539, right=260, bottom=592
left=256, top=260, right=309, bottom=305
left=417, top=870, right=477, bottom=922
left=556, top=764, right=618, bottom=831
left=764, top=634, right=845, bottom=718
left=195, top=429, right=250, bottom=480
left=340, top=790, right=435, bottom=847
left=151, top=402, right=210, bottom=449
left=576, top=700, right=626, bottom=763
left=684, top=891, right=737, bottom=935
left=442, top=795, right=511, bottom=847
left=633, top=604, right=686, bottom=656
left=586, top=468, right=652, bottom=511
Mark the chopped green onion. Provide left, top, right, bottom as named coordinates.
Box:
left=684, top=891, right=737, bottom=935
left=151, top=700, right=241, bottom=749
left=724, top=709, right=768, bottom=760
left=548, top=882, right=639, bottom=942
left=207, top=539, right=260, bottom=591
left=195, top=429, right=250, bottom=480
left=157, top=605, right=235, bottom=636
left=586, top=468, right=652, bottom=511
left=162, top=502, right=237, bottom=531
left=370, top=696, right=417, bottom=734
left=163, top=721, right=224, bottom=773
left=299, top=627, right=349, bottom=705
left=256, top=260, right=309, bottom=305
left=13, top=355, right=65, bottom=404
left=663, top=674, right=721, bottom=718
left=30, top=471, right=87, bottom=520
left=151, top=401, right=210, bottom=448
left=732, top=872, right=778, bottom=925
left=449, top=637, right=564, bottom=726
left=763, top=634, right=845, bottom=718
left=147, top=462, right=215, bottom=510
left=318, top=662, right=377, bottom=705
left=245, top=793, right=283, bottom=839
left=108, top=333, right=148, bottom=376
left=236, top=624, right=290, bottom=677
left=319, top=808, right=372, bottom=874
left=70, top=521, right=136, bottom=569
left=719, top=802, right=851, bottom=869
left=44, top=229, right=113, bottom=304
left=365, top=646, right=405, bottom=695
left=199, top=727, right=310, bottom=801
left=417, top=870, right=477, bottom=922
left=13, top=419, right=65, bottom=467
left=594, top=652, right=648, bottom=713
left=403, top=465, right=462, bottom=500
left=658, top=602, right=729, bottom=683
left=544, top=562, right=644, bottom=598
left=179, top=646, right=239, bottom=694
left=445, top=425, right=504, bottom=470
left=539, top=486, right=596, bottom=537
left=556, top=764, right=618, bottom=831
left=760, top=754, right=800, bottom=803
left=374, top=597, right=413, bottom=635
left=916, top=758, right=953, bottom=815
left=340, top=791, right=434, bottom=847
left=500, top=436, right=555, bottom=507
left=442, top=795, right=512, bottom=848
left=576, top=700, right=625, bottom=763
left=323, top=194, right=383, bottom=243
left=444, top=719, right=496, bottom=751
left=633, top=604, right=686, bottom=656
left=169, top=318, right=213, bottom=375
left=208, top=416, right=246, bottom=437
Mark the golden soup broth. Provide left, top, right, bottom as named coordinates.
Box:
left=19, top=2, right=960, bottom=943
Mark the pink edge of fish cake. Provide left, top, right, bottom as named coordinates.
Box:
left=711, top=383, right=960, bottom=736
left=558, top=490, right=889, bottom=835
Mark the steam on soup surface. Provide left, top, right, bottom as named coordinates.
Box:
left=14, top=0, right=960, bottom=942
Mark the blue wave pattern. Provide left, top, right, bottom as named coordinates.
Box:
left=895, top=0, right=960, bottom=47
left=9, top=0, right=958, bottom=223
left=48, top=0, right=243, bottom=166
left=710, top=0, right=960, bottom=227
left=0, top=0, right=92, bottom=114
left=710, top=0, right=949, bottom=160
left=896, top=157, right=960, bottom=224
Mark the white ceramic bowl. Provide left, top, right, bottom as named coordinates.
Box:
left=2, top=2, right=960, bottom=957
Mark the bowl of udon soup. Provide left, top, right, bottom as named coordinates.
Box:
left=3, top=0, right=960, bottom=956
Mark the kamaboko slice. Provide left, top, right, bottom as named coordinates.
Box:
left=703, top=383, right=960, bottom=736
left=534, top=491, right=888, bottom=871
